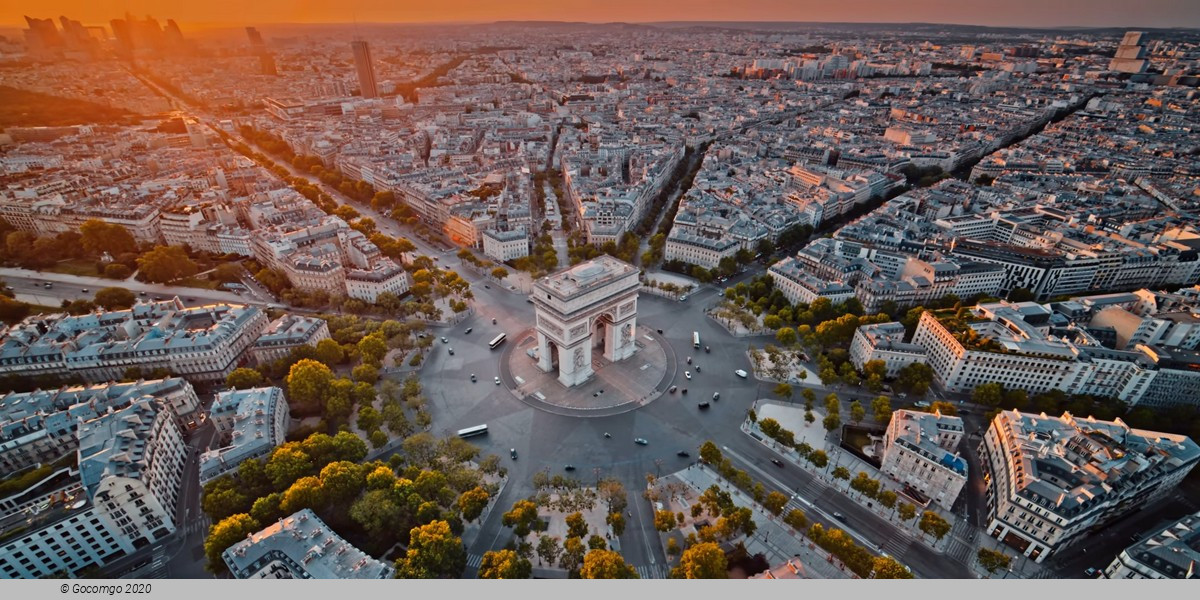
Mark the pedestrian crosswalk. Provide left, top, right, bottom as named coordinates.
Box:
left=635, top=564, right=665, bottom=579
left=467, top=553, right=483, bottom=568
left=184, top=515, right=211, bottom=537
left=148, top=548, right=168, bottom=579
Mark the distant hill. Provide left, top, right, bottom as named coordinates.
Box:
left=0, top=85, right=139, bottom=129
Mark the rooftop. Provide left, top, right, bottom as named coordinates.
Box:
left=222, top=509, right=393, bottom=579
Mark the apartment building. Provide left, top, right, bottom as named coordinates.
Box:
left=482, top=227, right=530, bottom=262
left=848, top=322, right=928, bottom=377
left=0, top=299, right=268, bottom=385
left=664, top=230, right=739, bottom=269
left=199, top=387, right=289, bottom=485
left=1103, top=511, right=1200, bottom=579
left=250, top=314, right=330, bottom=366
left=222, top=509, right=393, bottom=579
left=880, top=409, right=967, bottom=510
left=768, top=257, right=856, bottom=306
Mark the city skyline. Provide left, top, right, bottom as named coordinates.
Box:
left=3, top=0, right=1200, bottom=29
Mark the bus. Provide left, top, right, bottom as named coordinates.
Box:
left=693, top=332, right=701, bottom=349
left=457, top=424, right=488, bottom=438
left=489, top=333, right=507, bottom=350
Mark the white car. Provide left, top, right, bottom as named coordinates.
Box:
left=494, top=376, right=501, bottom=385
left=734, top=369, right=748, bottom=378
left=684, top=371, right=692, bottom=380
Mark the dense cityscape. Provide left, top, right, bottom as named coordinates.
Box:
left=0, top=6, right=1199, bottom=584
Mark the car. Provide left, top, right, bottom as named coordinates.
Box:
left=656, top=329, right=663, bottom=334
left=1084, top=567, right=1099, bottom=578
left=771, top=459, right=785, bottom=468
left=448, top=348, right=455, bottom=355
left=695, top=365, right=701, bottom=372
left=464, top=327, right=473, bottom=334
left=712, top=392, right=720, bottom=401
left=492, top=318, right=497, bottom=324
left=705, top=345, right=710, bottom=353
left=833, top=512, right=847, bottom=522
left=564, top=465, right=575, bottom=471
left=185, top=297, right=194, bottom=302
left=139, top=291, right=147, bottom=296
left=685, top=371, right=692, bottom=380
left=81, top=288, right=89, bottom=293
left=494, top=376, right=501, bottom=385
left=669, top=385, right=678, bottom=393
left=634, top=438, right=648, bottom=445
left=681, top=388, right=688, bottom=395
left=679, top=295, right=689, bottom=302
left=510, top=448, right=518, bottom=459
left=677, top=451, right=691, bottom=457
left=735, top=369, right=748, bottom=378
left=698, top=402, right=710, bottom=410
left=470, top=374, right=477, bottom=382
left=484, top=285, right=490, bottom=289
left=687, top=356, right=692, bottom=364
left=441, top=337, right=448, bottom=343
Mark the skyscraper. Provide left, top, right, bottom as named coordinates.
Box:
left=1110, top=31, right=1149, bottom=74
left=351, top=40, right=379, bottom=98
left=245, top=26, right=264, bottom=49
left=23, top=15, right=63, bottom=55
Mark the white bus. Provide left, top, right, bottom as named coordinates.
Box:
left=693, top=332, right=701, bottom=349
left=457, top=424, right=488, bottom=438
left=489, top=333, right=507, bottom=350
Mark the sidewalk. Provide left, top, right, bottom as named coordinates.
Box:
left=664, top=465, right=853, bottom=579
left=740, top=415, right=956, bottom=555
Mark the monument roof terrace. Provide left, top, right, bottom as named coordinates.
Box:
left=534, top=256, right=638, bottom=302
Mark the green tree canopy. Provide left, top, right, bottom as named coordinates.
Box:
left=225, top=367, right=264, bottom=390
left=478, top=549, right=531, bottom=579
left=672, top=542, right=727, bottom=579
left=136, top=245, right=198, bottom=283
left=394, top=520, right=467, bottom=579
left=204, top=513, right=260, bottom=573
left=579, top=549, right=639, bottom=579
left=93, top=287, right=135, bottom=310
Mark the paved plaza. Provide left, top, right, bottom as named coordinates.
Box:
left=503, top=325, right=674, bottom=416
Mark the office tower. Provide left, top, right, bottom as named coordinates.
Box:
left=23, top=15, right=63, bottom=55
left=1110, top=31, right=1149, bottom=74
left=260, top=53, right=278, bottom=76
left=109, top=17, right=133, bottom=56
left=351, top=40, right=380, bottom=98
left=245, top=26, right=265, bottom=49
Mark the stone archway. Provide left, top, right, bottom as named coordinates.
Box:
left=531, top=256, right=640, bottom=388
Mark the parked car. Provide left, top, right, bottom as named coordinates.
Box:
left=634, top=438, right=648, bottom=446
left=1084, top=567, right=1099, bottom=578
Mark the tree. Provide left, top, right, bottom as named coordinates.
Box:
left=560, top=537, right=586, bottom=573
left=80, top=219, right=137, bottom=257
left=279, top=476, right=326, bottom=514
left=775, top=327, right=797, bottom=346
left=225, top=367, right=264, bottom=390
left=918, top=511, right=951, bottom=541
left=773, top=382, right=793, bottom=401
left=605, top=511, right=625, bottom=536
left=580, top=549, right=639, bottom=579
left=204, top=513, right=260, bottom=573
left=136, top=245, right=198, bottom=283
left=457, top=486, right=490, bottom=523
left=654, top=509, right=678, bottom=532
left=764, top=491, right=788, bottom=515
left=895, top=362, right=933, bottom=397
left=265, top=445, right=313, bottom=490
left=823, top=412, right=841, bottom=433
left=699, top=441, right=722, bottom=464
left=566, top=512, right=589, bottom=539
left=502, top=500, right=540, bottom=537
left=972, top=382, right=1004, bottom=407
left=849, top=472, right=881, bottom=498
left=352, top=363, right=380, bottom=385
left=201, top=479, right=249, bottom=522
left=536, top=535, right=562, bottom=567
left=286, top=359, right=333, bottom=415
left=809, top=450, right=829, bottom=469
left=478, top=549, right=531, bottom=579
left=849, top=400, right=865, bottom=424
left=977, top=548, right=1012, bottom=574
left=314, top=338, right=345, bottom=367
left=349, top=489, right=402, bottom=538
left=871, top=556, right=913, bottom=579
left=832, top=466, right=851, bottom=482
left=672, top=542, right=727, bottom=579
left=103, top=263, right=132, bottom=279
left=929, top=401, right=958, bottom=416
left=783, top=509, right=808, bottom=531
left=897, top=503, right=917, bottom=522
left=1007, top=287, right=1035, bottom=302
left=877, top=490, right=898, bottom=509
left=395, top=520, right=467, bottom=579
left=587, top=534, right=607, bottom=551
left=93, top=287, right=135, bottom=310
left=491, top=267, right=509, bottom=280
left=211, top=263, right=244, bottom=284
left=358, top=333, right=388, bottom=366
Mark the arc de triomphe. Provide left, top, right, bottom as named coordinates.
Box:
left=530, top=256, right=639, bottom=387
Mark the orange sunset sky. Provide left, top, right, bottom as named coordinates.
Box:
left=3, top=0, right=1200, bottom=28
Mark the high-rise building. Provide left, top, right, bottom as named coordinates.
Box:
left=1110, top=31, right=1149, bottom=74
left=23, top=15, right=63, bottom=55
left=245, top=26, right=264, bottom=49
left=259, top=53, right=278, bottom=76
left=351, top=40, right=379, bottom=99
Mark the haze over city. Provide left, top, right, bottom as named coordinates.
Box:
left=2, top=0, right=1200, bottom=28
left=0, top=0, right=1199, bottom=590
